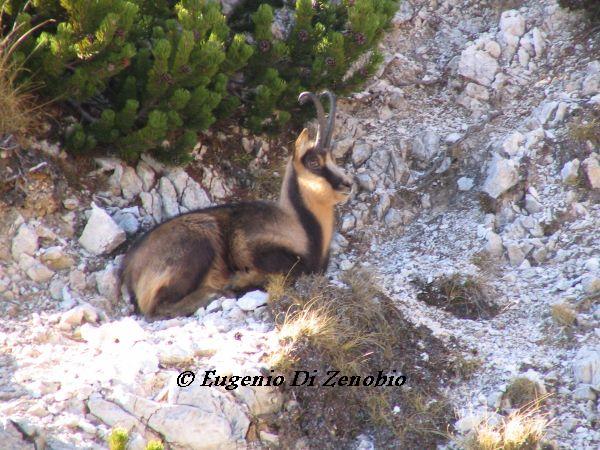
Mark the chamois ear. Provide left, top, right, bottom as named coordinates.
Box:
left=294, top=128, right=312, bottom=161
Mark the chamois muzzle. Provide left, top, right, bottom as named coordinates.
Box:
left=298, top=90, right=337, bottom=153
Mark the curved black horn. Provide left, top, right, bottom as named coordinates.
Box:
left=298, top=91, right=327, bottom=151
left=320, top=90, right=336, bottom=149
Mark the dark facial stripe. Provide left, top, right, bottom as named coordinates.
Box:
left=322, top=165, right=345, bottom=190
left=288, top=166, right=324, bottom=272
left=301, top=151, right=346, bottom=190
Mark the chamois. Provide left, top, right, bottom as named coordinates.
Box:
left=121, top=91, right=353, bottom=318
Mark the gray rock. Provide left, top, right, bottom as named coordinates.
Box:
left=181, top=180, right=211, bottom=211
left=581, top=275, right=600, bottom=294
left=532, top=247, right=548, bottom=264
left=58, top=303, right=99, bottom=330
left=458, top=46, right=499, bottom=86
left=582, top=61, right=600, bottom=96
left=231, top=368, right=284, bottom=416
left=484, top=40, right=501, bottom=58
left=206, top=298, right=223, bottom=313
left=573, top=348, right=600, bottom=388
left=500, top=10, right=525, bottom=37
left=499, top=10, right=525, bottom=57
left=384, top=209, right=402, bottom=228
left=411, top=130, right=440, bottom=164
left=0, top=421, right=34, bottom=450
left=79, top=204, right=126, bottom=255
left=158, top=177, right=180, bottom=219
left=120, top=166, right=143, bottom=200
left=506, top=243, right=526, bottom=266
left=96, top=264, right=120, bottom=302
left=107, top=163, right=124, bottom=196
left=340, top=214, right=356, bottom=232
left=11, top=224, right=39, bottom=260
left=457, top=177, right=474, bottom=191
left=561, top=159, right=580, bottom=185
left=502, top=132, right=525, bottom=156
left=113, top=209, right=140, bottom=235
left=221, top=298, right=237, bottom=311
left=485, top=232, right=504, bottom=257
left=271, top=7, right=294, bottom=41
left=534, top=101, right=559, bottom=126
left=531, top=27, right=545, bottom=58
left=203, top=167, right=231, bottom=200
left=39, top=246, right=74, bottom=271
left=582, top=155, right=600, bottom=189
left=237, top=290, right=268, bottom=311
left=166, top=379, right=250, bottom=444
left=49, top=279, right=65, bottom=300
left=332, top=137, right=354, bottom=160
left=25, top=259, right=55, bottom=283
left=136, top=161, right=156, bottom=192
left=376, top=194, right=391, bottom=219
left=352, top=143, right=373, bottom=167
left=87, top=395, right=145, bottom=433
left=584, top=258, right=599, bottom=272
left=573, top=385, right=597, bottom=402
left=525, top=193, right=543, bottom=214
left=464, top=82, right=490, bottom=102
left=140, top=153, right=167, bottom=174
left=356, top=173, right=375, bottom=192
left=140, top=190, right=163, bottom=224
left=482, top=154, right=519, bottom=199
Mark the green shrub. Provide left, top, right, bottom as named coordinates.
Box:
left=4, top=0, right=398, bottom=162
left=241, top=0, right=396, bottom=131
left=107, top=427, right=129, bottom=450
left=6, top=0, right=253, bottom=163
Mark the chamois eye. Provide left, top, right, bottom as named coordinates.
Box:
left=306, top=154, right=320, bottom=170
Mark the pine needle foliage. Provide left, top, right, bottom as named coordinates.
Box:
left=4, top=0, right=398, bottom=161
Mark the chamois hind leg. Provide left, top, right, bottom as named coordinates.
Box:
left=152, top=286, right=221, bottom=319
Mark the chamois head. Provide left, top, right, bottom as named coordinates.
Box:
left=294, top=91, right=353, bottom=205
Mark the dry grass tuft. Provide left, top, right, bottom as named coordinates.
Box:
left=413, top=273, right=500, bottom=320
left=461, top=406, right=551, bottom=450
left=550, top=302, right=577, bottom=328
left=0, top=5, right=51, bottom=140
left=502, top=378, right=546, bottom=410
left=266, top=270, right=455, bottom=448
left=569, top=117, right=600, bottom=146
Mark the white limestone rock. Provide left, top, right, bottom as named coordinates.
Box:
left=158, top=177, right=180, bottom=219
left=140, top=190, right=163, bottom=224
left=582, top=154, right=600, bottom=189
left=485, top=232, right=504, bottom=257
left=573, top=348, right=600, bottom=389
left=237, top=290, right=268, bottom=311
left=120, top=166, right=144, bottom=200
left=96, top=263, right=120, bottom=302
left=40, top=246, right=75, bottom=271
left=482, top=154, right=519, bottom=199
left=12, top=223, right=39, bottom=260
left=59, top=303, right=99, bottom=330
left=457, top=177, right=474, bottom=191
left=411, top=130, right=440, bottom=164
left=458, top=46, right=499, bottom=86
left=561, top=159, right=580, bottom=185
left=79, top=204, right=126, bottom=255
left=352, top=143, right=373, bottom=167
left=136, top=160, right=156, bottom=192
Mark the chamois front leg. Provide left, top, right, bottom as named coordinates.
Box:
left=253, top=246, right=313, bottom=277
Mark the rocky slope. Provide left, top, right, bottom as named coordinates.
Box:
left=1, top=0, right=599, bottom=449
